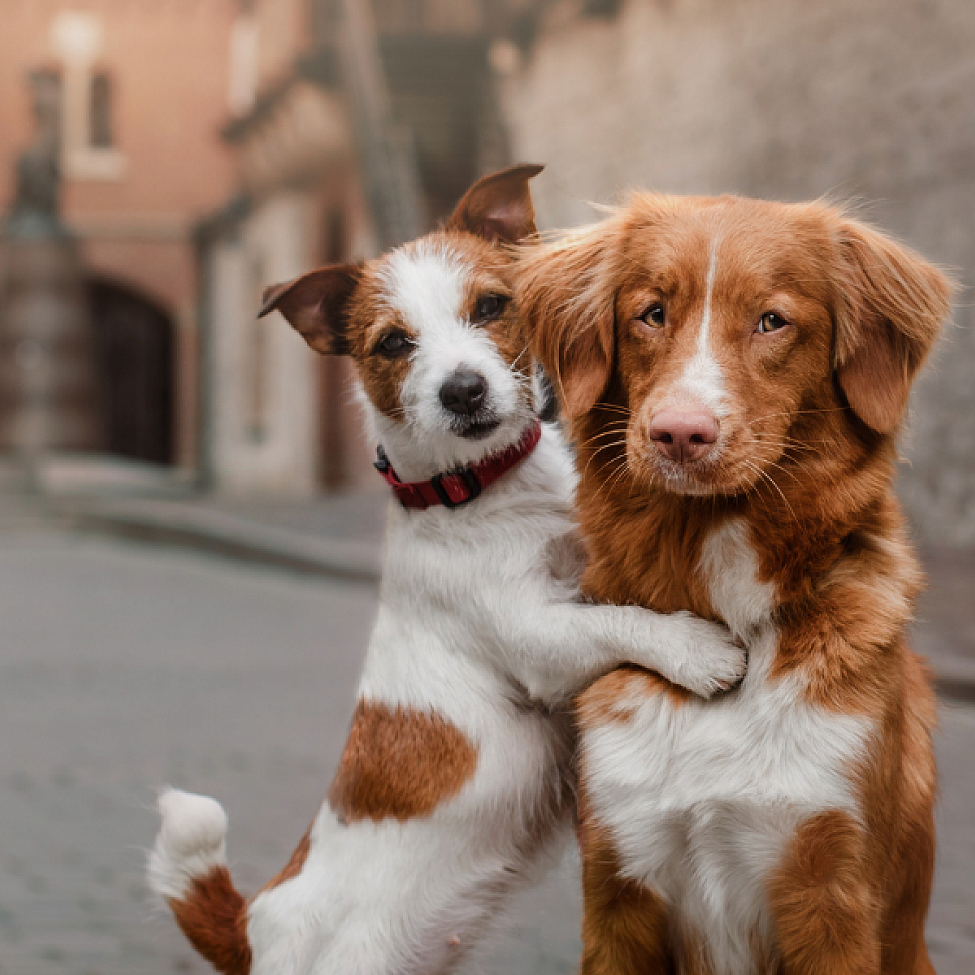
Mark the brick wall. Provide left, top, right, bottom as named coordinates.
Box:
left=500, top=0, right=975, bottom=545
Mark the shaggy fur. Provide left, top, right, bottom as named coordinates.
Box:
left=148, top=169, right=744, bottom=975
left=517, top=193, right=951, bottom=975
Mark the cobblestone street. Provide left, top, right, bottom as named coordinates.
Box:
left=0, top=521, right=972, bottom=975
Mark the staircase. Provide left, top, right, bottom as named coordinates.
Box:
left=328, top=0, right=426, bottom=249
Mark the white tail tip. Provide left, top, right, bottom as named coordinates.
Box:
left=148, top=788, right=229, bottom=901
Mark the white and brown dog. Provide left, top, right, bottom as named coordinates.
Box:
left=147, top=166, right=745, bottom=975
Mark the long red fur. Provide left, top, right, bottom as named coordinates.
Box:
left=517, top=193, right=951, bottom=974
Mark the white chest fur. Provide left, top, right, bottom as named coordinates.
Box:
left=582, top=520, right=873, bottom=974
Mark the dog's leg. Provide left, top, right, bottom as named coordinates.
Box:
left=768, top=811, right=882, bottom=975
left=495, top=598, right=744, bottom=702
left=577, top=811, right=675, bottom=975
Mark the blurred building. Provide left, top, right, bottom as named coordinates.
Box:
left=0, top=0, right=238, bottom=470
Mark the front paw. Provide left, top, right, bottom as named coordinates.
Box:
left=660, top=613, right=747, bottom=699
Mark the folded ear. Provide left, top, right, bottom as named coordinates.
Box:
left=448, top=163, right=544, bottom=244
left=833, top=219, right=952, bottom=434
left=258, top=264, right=361, bottom=355
left=516, top=223, right=617, bottom=420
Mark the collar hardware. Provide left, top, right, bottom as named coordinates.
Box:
left=374, top=421, right=541, bottom=511
left=431, top=467, right=482, bottom=508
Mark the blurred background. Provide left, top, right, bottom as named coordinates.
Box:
left=0, top=2, right=974, bottom=974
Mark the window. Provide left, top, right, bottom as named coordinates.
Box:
left=50, top=10, right=126, bottom=180
left=90, top=71, right=113, bottom=149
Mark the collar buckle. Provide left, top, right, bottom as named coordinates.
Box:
left=374, top=445, right=392, bottom=475
left=431, top=467, right=482, bottom=508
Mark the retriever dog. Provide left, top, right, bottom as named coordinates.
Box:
left=517, top=193, right=951, bottom=975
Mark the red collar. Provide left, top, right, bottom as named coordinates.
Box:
left=374, top=421, right=542, bottom=510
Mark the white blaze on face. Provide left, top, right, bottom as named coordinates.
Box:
left=381, top=242, right=468, bottom=344
left=674, top=238, right=728, bottom=417
left=367, top=239, right=528, bottom=475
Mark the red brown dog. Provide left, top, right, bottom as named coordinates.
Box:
left=517, top=194, right=952, bottom=975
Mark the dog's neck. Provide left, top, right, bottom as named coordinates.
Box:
left=367, top=409, right=540, bottom=485
left=575, top=414, right=900, bottom=612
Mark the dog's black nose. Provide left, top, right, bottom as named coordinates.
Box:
left=439, top=370, right=488, bottom=416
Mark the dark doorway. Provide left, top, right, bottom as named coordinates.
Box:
left=89, top=279, right=175, bottom=465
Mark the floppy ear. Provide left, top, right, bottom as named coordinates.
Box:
left=448, top=163, right=544, bottom=244
left=258, top=264, right=361, bottom=355
left=516, top=223, right=617, bottom=420
left=833, top=219, right=952, bottom=434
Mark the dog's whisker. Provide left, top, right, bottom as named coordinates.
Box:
left=592, top=402, right=632, bottom=417
left=583, top=440, right=629, bottom=475
left=742, top=459, right=799, bottom=524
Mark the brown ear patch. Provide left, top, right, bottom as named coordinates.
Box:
left=517, top=224, right=618, bottom=419
left=328, top=700, right=478, bottom=823
left=258, top=263, right=362, bottom=356
left=448, top=163, right=544, bottom=244
left=170, top=867, right=252, bottom=975
left=833, top=219, right=952, bottom=434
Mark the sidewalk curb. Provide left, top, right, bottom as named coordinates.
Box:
left=933, top=656, right=975, bottom=706
left=55, top=497, right=381, bottom=585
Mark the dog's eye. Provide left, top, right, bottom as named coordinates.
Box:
left=638, top=304, right=666, bottom=328
left=376, top=330, right=414, bottom=358
left=472, top=294, right=509, bottom=324
left=757, top=312, right=788, bottom=334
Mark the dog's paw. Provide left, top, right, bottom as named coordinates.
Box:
left=661, top=613, right=747, bottom=699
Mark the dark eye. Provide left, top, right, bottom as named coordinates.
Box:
left=757, top=312, right=788, bottom=334
left=376, top=330, right=413, bottom=358
left=472, top=294, right=509, bottom=324
left=638, top=303, right=666, bottom=328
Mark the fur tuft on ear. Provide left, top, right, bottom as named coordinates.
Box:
left=258, top=264, right=362, bottom=355
left=516, top=222, right=618, bottom=420
left=448, top=163, right=544, bottom=244
left=832, top=218, right=953, bottom=434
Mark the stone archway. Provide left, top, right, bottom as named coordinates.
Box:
left=89, top=277, right=174, bottom=465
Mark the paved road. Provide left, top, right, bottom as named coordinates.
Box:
left=0, top=527, right=972, bottom=975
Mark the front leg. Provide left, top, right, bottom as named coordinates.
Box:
left=578, top=812, right=676, bottom=975
left=768, top=811, right=881, bottom=975
left=497, top=597, right=745, bottom=703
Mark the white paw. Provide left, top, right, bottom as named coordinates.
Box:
left=657, top=613, right=747, bottom=699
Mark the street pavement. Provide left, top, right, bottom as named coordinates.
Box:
left=0, top=512, right=973, bottom=975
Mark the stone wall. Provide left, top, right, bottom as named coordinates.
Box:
left=500, top=0, right=975, bottom=545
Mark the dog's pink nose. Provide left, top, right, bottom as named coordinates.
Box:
left=648, top=410, right=719, bottom=464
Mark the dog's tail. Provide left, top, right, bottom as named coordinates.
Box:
left=148, top=788, right=253, bottom=975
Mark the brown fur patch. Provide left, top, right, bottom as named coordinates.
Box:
left=328, top=699, right=478, bottom=822
left=767, top=811, right=879, bottom=975
left=576, top=664, right=691, bottom=725
left=170, top=867, right=252, bottom=975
